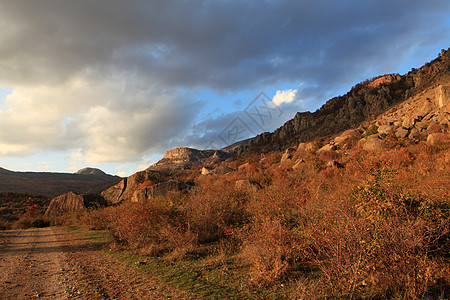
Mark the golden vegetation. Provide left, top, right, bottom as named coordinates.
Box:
left=62, top=128, right=450, bottom=299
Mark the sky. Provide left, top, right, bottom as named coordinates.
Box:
left=0, top=0, right=449, bottom=176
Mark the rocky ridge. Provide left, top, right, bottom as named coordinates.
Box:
left=148, top=147, right=233, bottom=172
left=246, top=48, right=450, bottom=152
left=44, top=48, right=450, bottom=214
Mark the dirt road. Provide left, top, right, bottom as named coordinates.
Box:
left=0, top=228, right=188, bottom=299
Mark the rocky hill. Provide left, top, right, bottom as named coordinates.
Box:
left=75, top=167, right=109, bottom=178
left=148, top=147, right=233, bottom=173
left=96, top=48, right=448, bottom=207
left=245, top=48, right=450, bottom=153
left=145, top=48, right=449, bottom=172
left=0, top=167, right=121, bottom=197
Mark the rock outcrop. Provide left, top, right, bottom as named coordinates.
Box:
left=148, top=147, right=231, bottom=172
left=130, top=180, right=183, bottom=202
left=435, top=85, right=450, bottom=108
left=44, top=192, right=107, bottom=217
left=246, top=48, right=450, bottom=153
left=235, top=179, right=262, bottom=193
left=101, top=169, right=170, bottom=204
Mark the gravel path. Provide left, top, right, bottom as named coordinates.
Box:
left=0, top=228, right=189, bottom=299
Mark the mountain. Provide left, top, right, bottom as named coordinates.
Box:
left=75, top=167, right=110, bottom=178
left=147, top=48, right=449, bottom=170
left=245, top=48, right=449, bottom=153
left=0, top=167, right=121, bottom=197
left=98, top=49, right=448, bottom=207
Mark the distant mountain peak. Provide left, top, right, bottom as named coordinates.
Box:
left=75, top=167, right=107, bottom=176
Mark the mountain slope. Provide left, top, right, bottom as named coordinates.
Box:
left=101, top=48, right=449, bottom=206
left=0, top=168, right=121, bottom=197
left=245, top=48, right=449, bottom=153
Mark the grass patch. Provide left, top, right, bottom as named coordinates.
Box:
left=63, top=226, right=112, bottom=250
left=64, top=226, right=295, bottom=299
left=108, top=250, right=295, bottom=299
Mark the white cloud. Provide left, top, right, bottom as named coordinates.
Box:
left=272, top=89, right=297, bottom=106
left=0, top=73, right=202, bottom=164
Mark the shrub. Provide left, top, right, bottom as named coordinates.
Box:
left=241, top=216, right=293, bottom=284
left=188, top=176, right=250, bottom=243
left=298, top=183, right=449, bottom=299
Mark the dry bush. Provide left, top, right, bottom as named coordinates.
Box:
left=380, top=148, right=415, bottom=169
left=241, top=216, right=293, bottom=284
left=159, top=225, right=198, bottom=261
left=298, top=182, right=449, bottom=299
left=84, top=206, right=115, bottom=230
left=103, top=198, right=194, bottom=256
left=188, top=176, right=250, bottom=243
left=241, top=176, right=308, bottom=284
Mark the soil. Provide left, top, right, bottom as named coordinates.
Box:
left=0, top=227, right=189, bottom=299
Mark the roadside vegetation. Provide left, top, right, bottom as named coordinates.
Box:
left=0, top=192, right=50, bottom=229
left=53, top=127, right=450, bottom=299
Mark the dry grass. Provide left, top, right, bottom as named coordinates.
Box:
left=67, top=132, right=450, bottom=298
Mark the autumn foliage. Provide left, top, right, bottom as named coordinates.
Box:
left=78, top=132, right=450, bottom=299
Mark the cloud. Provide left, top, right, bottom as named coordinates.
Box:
left=0, top=1, right=448, bottom=89
left=272, top=89, right=297, bottom=106
left=0, top=73, right=203, bottom=163
left=186, top=89, right=306, bottom=149
left=0, top=0, right=449, bottom=167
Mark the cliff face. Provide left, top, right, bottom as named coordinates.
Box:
left=246, top=48, right=450, bottom=152
left=148, top=147, right=231, bottom=172
left=101, top=169, right=172, bottom=204
left=44, top=192, right=107, bottom=217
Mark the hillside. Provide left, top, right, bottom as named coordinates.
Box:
left=245, top=49, right=449, bottom=153
left=89, top=50, right=450, bottom=210
left=38, top=48, right=450, bottom=299
left=0, top=167, right=121, bottom=197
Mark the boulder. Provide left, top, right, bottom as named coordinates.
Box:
left=417, top=101, right=434, bottom=118
left=101, top=170, right=170, bottom=204
left=101, top=179, right=126, bottom=205
left=409, top=127, right=420, bottom=140
left=317, top=144, right=335, bottom=153
left=415, top=120, right=431, bottom=132
left=395, top=128, right=409, bottom=139
left=201, top=166, right=213, bottom=175
left=377, top=125, right=392, bottom=135
left=435, top=85, right=450, bottom=108
left=238, top=162, right=250, bottom=170
left=45, top=192, right=107, bottom=217
left=427, top=133, right=450, bottom=145
left=292, top=159, right=306, bottom=171
left=402, top=117, right=415, bottom=129
left=281, top=147, right=297, bottom=163
left=211, top=165, right=234, bottom=175
left=131, top=180, right=181, bottom=202
left=326, top=160, right=344, bottom=169
left=235, top=179, right=262, bottom=193
left=360, top=135, right=383, bottom=152
left=298, top=142, right=315, bottom=152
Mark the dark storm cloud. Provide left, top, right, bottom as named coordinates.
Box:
left=1, top=0, right=449, bottom=89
